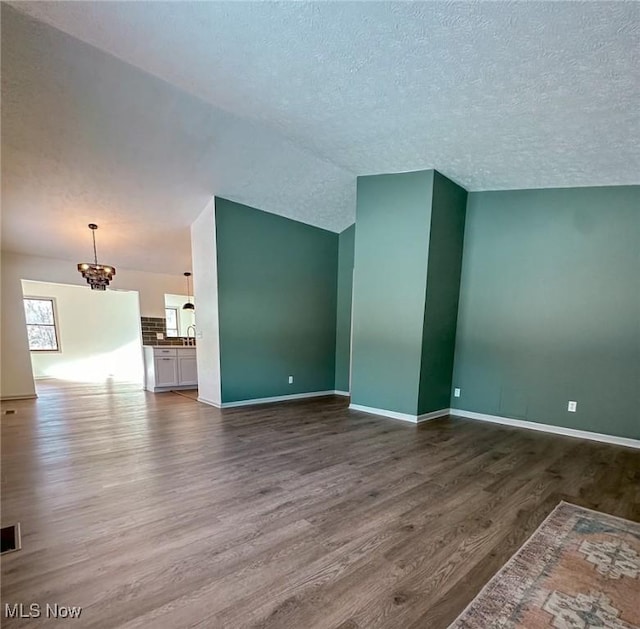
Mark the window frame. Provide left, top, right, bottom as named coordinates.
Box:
left=165, top=307, right=179, bottom=337
left=23, top=296, right=61, bottom=353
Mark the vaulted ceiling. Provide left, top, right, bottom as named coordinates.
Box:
left=2, top=2, right=638, bottom=273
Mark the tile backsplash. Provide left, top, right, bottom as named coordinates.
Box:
left=140, top=317, right=194, bottom=346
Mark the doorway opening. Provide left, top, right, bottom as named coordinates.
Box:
left=21, top=280, right=144, bottom=392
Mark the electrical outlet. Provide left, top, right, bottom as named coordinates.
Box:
left=156, top=332, right=164, bottom=340
left=288, top=375, right=294, bottom=384
left=568, top=401, right=577, bottom=412
left=454, top=388, right=461, bottom=398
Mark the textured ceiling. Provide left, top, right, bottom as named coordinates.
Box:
left=2, top=1, right=639, bottom=272
left=1, top=5, right=354, bottom=273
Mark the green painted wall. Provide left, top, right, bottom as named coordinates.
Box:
left=452, top=186, right=640, bottom=439
left=215, top=198, right=338, bottom=403
left=418, top=172, right=467, bottom=414
left=351, top=171, right=433, bottom=415
left=335, top=224, right=355, bottom=393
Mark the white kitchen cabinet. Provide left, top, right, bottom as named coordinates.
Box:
left=178, top=354, right=198, bottom=386
left=143, top=347, right=197, bottom=392
left=154, top=356, right=178, bottom=387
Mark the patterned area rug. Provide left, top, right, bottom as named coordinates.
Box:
left=450, top=502, right=640, bottom=628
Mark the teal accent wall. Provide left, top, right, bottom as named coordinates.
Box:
left=418, top=172, right=467, bottom=414
left=351, top=171, right=434, bottom=415
left=215, top=198, right=338, bottom=403
left=335, top=224, right=355, bottom=392
left=452, top=186, right=640, bottom=439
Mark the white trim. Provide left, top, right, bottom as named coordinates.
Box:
left=147, top=384, right=198, bottom=393
left=198, top=390, right=350, bottom=409
left=349, top=403, right=450, bottom=424
left=417, top=408, right=450, bottom=422
left=450, top=409, right=640, bottom=450
left=23, top=294, right=62, bottom=354
left=1, top=394, right=38, bottom=401
left=220, top=391, right=337, bottom=408
left=197, top=396, right=222, bottom=408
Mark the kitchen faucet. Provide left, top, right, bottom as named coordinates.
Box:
left=185, top=324, right=196, bottom=346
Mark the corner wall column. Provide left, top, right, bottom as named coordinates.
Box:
left=350, top=170, right=467, bottom=421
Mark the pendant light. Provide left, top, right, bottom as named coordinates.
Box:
left=77, top=224, right=116, bottom=290
left=183, top=272, right=195, bottom=311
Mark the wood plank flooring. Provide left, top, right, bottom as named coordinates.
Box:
left=1, top=380, right=638, bottom=628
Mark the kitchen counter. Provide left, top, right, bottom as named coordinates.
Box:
left=143, top=343, right=196, bottom=348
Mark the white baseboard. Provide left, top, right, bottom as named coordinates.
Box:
left=450, top=408, right=640, bottom=450
left=148, top=385, right=197, bottom=393
left=417, top=408, right=451, bottom=422
left=1, top=394, right=38, bottom=401
left=349, top=403, right=450, bottom=424
left=219, top=390, right=337, bottom=409
left=198, top=390, right=349, bottom=409
left=197, top=396, right=222, bottom=408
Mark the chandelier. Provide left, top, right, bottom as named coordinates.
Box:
left=77, top=223, right=116, bottom=290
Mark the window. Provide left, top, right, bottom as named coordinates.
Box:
left=23, top=298, right=59, bottom=351
left=165, top=307, right=179, bottom=337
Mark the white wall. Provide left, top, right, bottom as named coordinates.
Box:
left=164, top=293, right=196, bottom=337
left=1, top=251, right=188, bottom=399
left=1, top=253, right=35, bottom=398
left=191, top=198, right=221, bottom=405
left=23, top=280, right=144, bottom=383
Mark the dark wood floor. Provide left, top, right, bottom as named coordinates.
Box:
left=2, top=380, right=638, bottom=628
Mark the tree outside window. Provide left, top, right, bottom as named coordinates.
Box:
left=165, top=307, right=179, bottom=337
left=24, top=298, right=60, bottom=351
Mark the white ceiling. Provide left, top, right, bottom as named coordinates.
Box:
left=2, top=1, right=639, bottom=273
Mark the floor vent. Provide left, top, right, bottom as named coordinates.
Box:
left=1, top=523, right=21, bottom=554
left=2, top=409, right=17, bottom=415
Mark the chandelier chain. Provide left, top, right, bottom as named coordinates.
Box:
left=92, top=228, right=98, bottom=265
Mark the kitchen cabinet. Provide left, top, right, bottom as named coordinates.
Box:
left=143, top=347, right=197, bottom=392
left=178, top=354, right=198, bottom=386
left=155, top=356, right=178, bottom=387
